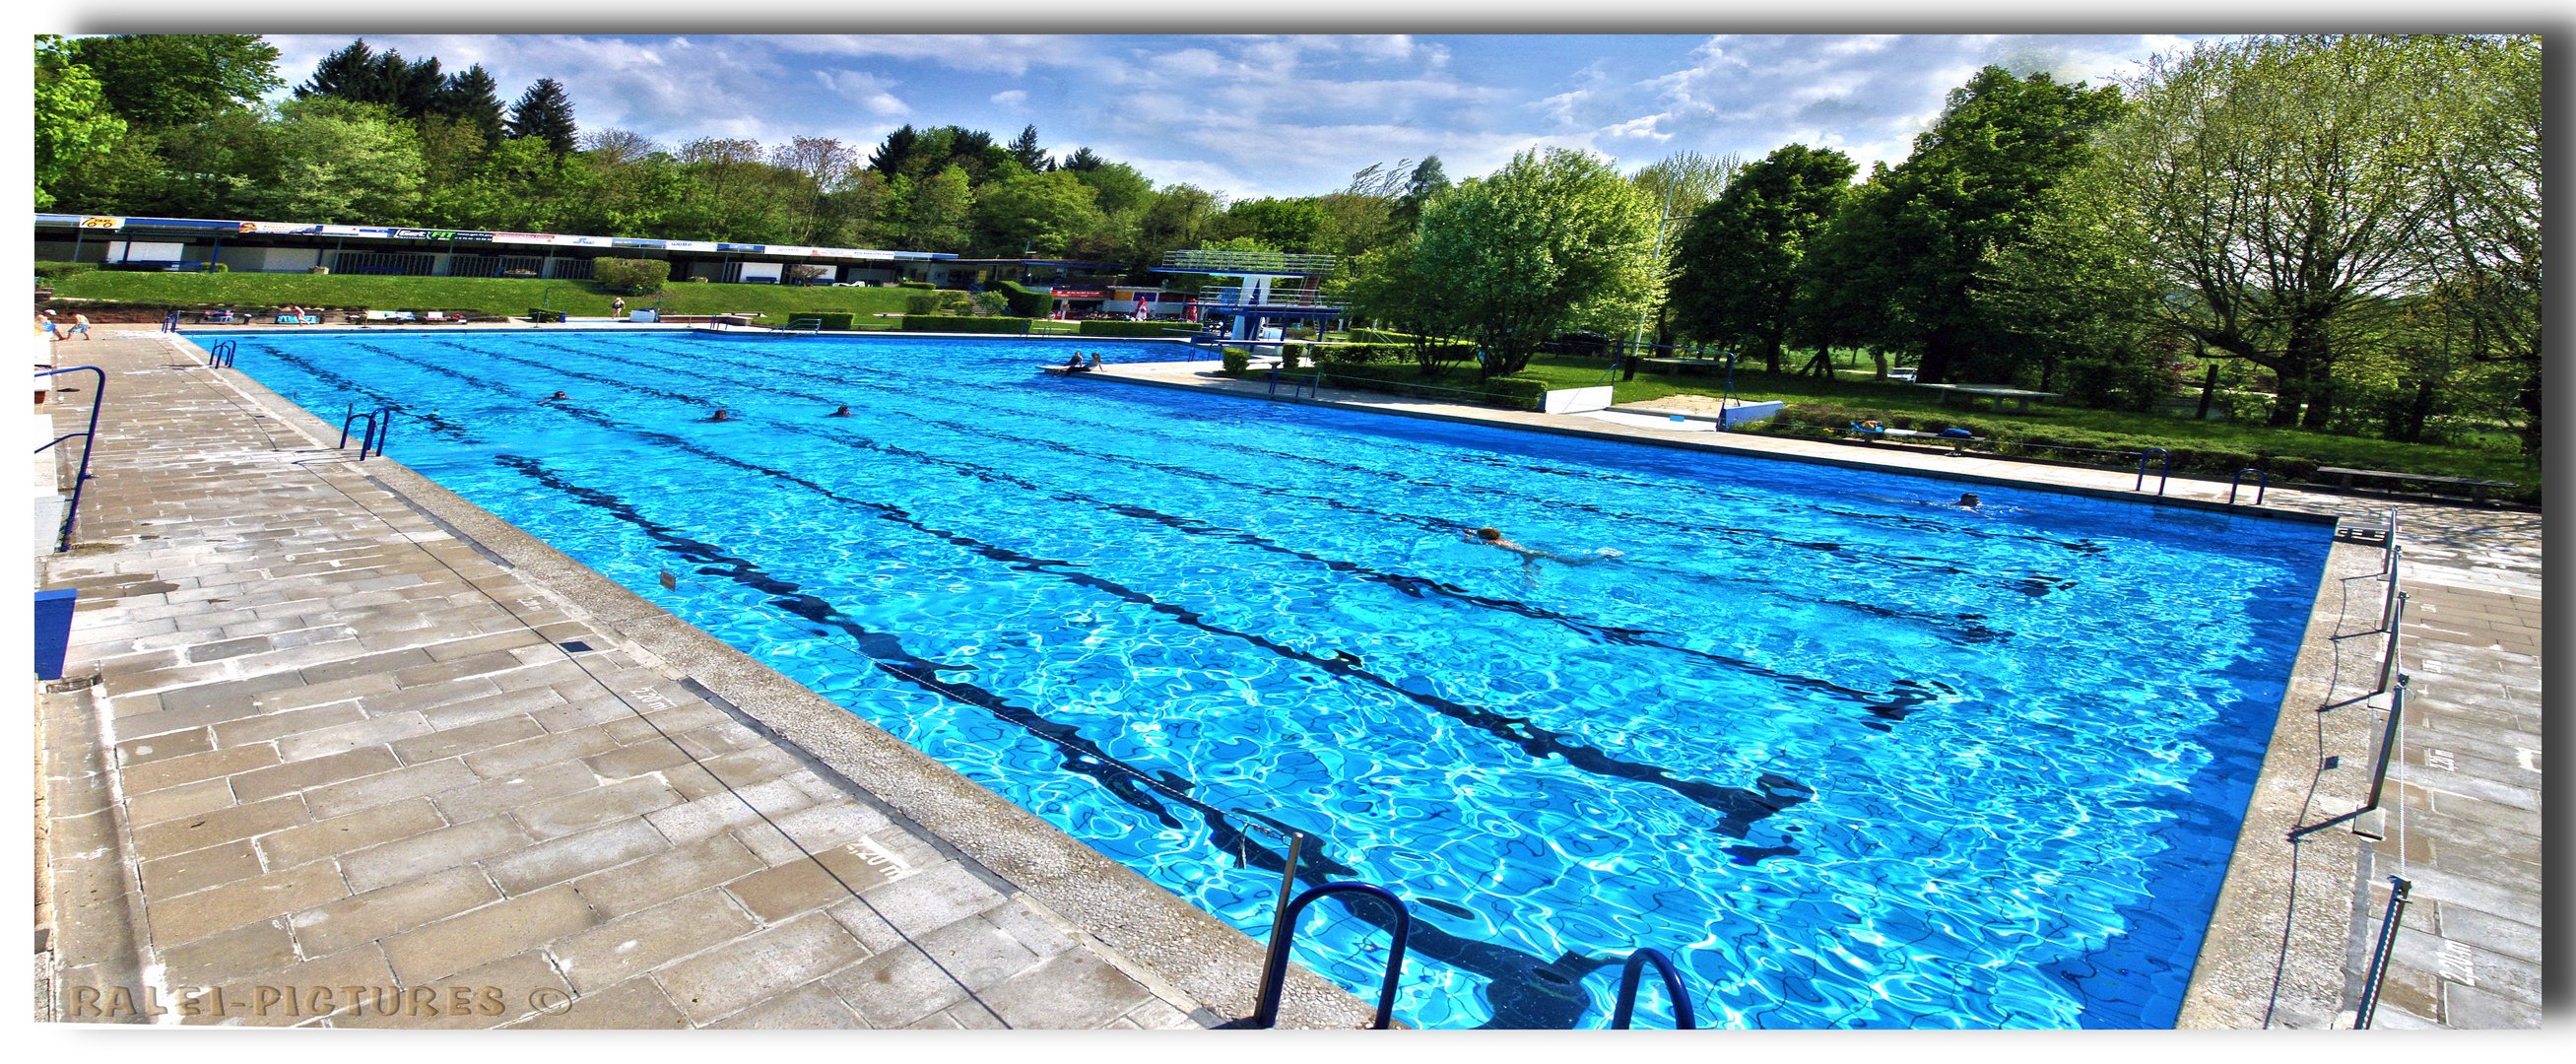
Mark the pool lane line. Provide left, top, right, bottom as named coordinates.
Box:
left=494, top=338, right=2015, bottom=664
left=370, top=342, right=1955, bottom=733
left=487, top=449, right=1634, bottom=1031
left=485, top=330, right=2071, bottom=585
left=325, top=344, right=1821, bottom=844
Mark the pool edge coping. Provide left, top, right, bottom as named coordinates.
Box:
left=194, top=343, right=1381, bottom=1031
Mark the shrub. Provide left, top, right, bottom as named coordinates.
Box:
left=796, top=311, right=857, bottom=331
left=1481, top=375, right=1551, bottom=411
left=208, top=262, right=230, bottom=273
left=786, top=264, right=830, bottom=286
left=897, top=280, right=935, bottom=289
left=996, top=280, right=1055, bottom=318
left=34, top=261, right=97, bottom=281
left=1076, top=319, right=1183, bottom=338
left=592, top=257, right=671, bottom=293
left=970, top=291, right=1012, bottom=316
left=1222, top=350, right=1250, bottom=374
left=899, top=315, right=1031, bottom=334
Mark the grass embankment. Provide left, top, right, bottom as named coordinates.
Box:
left=43, top=272, right=918, bottom=321
left=1354, top=355, right=2539, bottom=501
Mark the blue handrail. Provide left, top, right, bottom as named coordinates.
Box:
left=337, top=404, right=393, bottom=460
left=2228, top=467, right=2268, bottom=505
left=2135, top=447, right=2171, bottom=495
left=1609, top=948, right=1697, bottom=1030
left=33, top=366, right=106, bottom=552
left=1265, top=368, right=1321, bottom=401
left=1251, top=881, right=1411, bottom=1030
left=207, top=340, right=237, bottom=368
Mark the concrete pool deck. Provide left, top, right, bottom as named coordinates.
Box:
left=1057, top=358, right=2545, bottom=1030
left=29, top=331, right=2540, bottom=1029
left=32, top=331, right=1376, bottom=1029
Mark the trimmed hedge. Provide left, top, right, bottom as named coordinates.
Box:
left=35, top=261, right=98, bottom=281
left=1306, top=365, right=1551, bottom=412
left=899, top=315, right=1031, bottom=334
left=795, top=311, right=857, bottom=331
left=1756, top=401, right=2331, bottom=482
left=995, top=280, right=1055, bottom=318
left=1222, top=350, right=1250, bottom=373
left=1076, top=319, right=1186, bottom=338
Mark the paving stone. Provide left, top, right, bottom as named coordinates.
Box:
left=723, top=839, right=919, bottom=923
left=571, top=832, right=766, bottom=919
left=275, top=713, right=433, bottom=762
left=643, top=778, right=817, bottom=845
left=549, top=890, right=757, bottom=994
left=391, top=714, right=548, bottom=765
left=463, top=725, right=632, bottom=778
left=230, top=746, right=404, bottom=803
left=512, top=977, right=693, bottom=1030
left=710, top=981, right=872, bottom=1029
left=211, top=701, right=370, bottom=747
left=115, top=727, right=213, bottom=765
left=974, top=949, right=1155, bottom=1029
left=825, top=941, right=974, bottom=1029
left=380, top=885, right=597, bottom=985
left=132, top=793, right=310, bottom=860
left=341, top=815, right=535, bottom=895
left=431, top=760, right=601, bottom=823
left=652, top=910, right=870, bottom=1025
left=302, top=758, right=480, bottom=818
left=136, top=838, right=264, bottom=899
left=124, top=776, right=237, bottom=828
left=513, top=777, right=684, bottom=840
left=857, top=860, right=1008, bottom=938
left=208, top=946, right=400, bottom=1028
left=337, top=950, right=571, bottom=1030
left=289, top=864, right=501, bottom=958
left=119, top=745, right=281, bottom=796
left=487, top=819, right=672, bottom=896
left=158, top=917, right=299, bottom=988
left=149, top=861, right=350, bottom=947
left=257, top=798, right=448, bottom=872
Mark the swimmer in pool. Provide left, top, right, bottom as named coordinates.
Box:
left=706, top=409, right=731, bottom=423
left=1468, top=526, right=1622, bottom=579
left=827, top=404, right=852, bottom=417
left=1957, top=493, right=1981, bottom=509
left=543, top=390, right=568, bottom=402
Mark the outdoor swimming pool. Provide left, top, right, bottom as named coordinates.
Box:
left=228, top=329, right=2332, bottom=1029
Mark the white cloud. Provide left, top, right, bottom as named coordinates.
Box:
left=816, top=70, right=908, bottom=117
left=990, top=89, right=1028, bottom=108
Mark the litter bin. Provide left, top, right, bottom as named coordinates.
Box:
left=35, top=588, right=78, bottom=682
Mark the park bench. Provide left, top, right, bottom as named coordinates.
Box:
left=2315, top=466, right=2516, bottom=503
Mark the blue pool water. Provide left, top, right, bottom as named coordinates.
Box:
left=226, top=330, right=2331, bottom=1029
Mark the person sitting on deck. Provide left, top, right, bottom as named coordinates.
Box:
left=707, top=409, right=731, bottom=423
left=1063, top=353, right=1091, bottom=372
left=1086, top=352, right=1103, bottom=368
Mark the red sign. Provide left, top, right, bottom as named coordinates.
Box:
left=1051, top=288, right=1107, bottom=299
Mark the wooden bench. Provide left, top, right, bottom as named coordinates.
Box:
left=2315, top=466, right=2516, bottom=502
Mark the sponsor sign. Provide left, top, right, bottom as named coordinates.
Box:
left=79, top=217, right=124, bottom=230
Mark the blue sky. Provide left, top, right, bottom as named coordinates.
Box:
left=250, top=33, right=2213, bottom=199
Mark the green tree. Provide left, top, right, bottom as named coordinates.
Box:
left=433, top=64, right=506, bottom=146
left=236, top=97, right=425, bottom=223
left=1007, top=124, right=1049, bottom=171
left=67, top=33, right=281, bottom=130
left=1071, top=161, right=1153, bottom=216
left=1414, top=148, right=1660, bottom=377
left=770, top=136, right=861, bottom=244
left=2422, top=34, right=2543, bottom=453
left=295, top=38, right=383, bottom=101
left=1668, top=143, right=1856, bottom=373
left=1392, top=156, right=1449, bottom=231
left=505, top=77, right=578, bottom=156
left=34, top=36, right=127, bottom=209
left=1216, top=197, right=1330, bottom=253
left=970, top=169, right=1104, bottom=255
left=2025, top=36, right=2471, bottom=429
left=896, top=164, right=975, bottom=253
left=1800, top=66, right=2125, bottom=384
left=1335, top=233, right=1460, bottom=373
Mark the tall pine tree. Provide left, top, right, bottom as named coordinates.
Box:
left=1008, top=124, right=1048, bottom=171
left=504, top=77, right=577, bottom=156
left=433, top=64, right=505, bottom=145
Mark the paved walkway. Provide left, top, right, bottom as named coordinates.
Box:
left=1074, top=359, right=2545, bottom=1030
left=32, top=333, right=1316, bottom=1029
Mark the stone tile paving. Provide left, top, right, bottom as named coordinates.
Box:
left=31, top=334, right=1261, bottom=1029
left=1077, top=360, right=2544, bottom=1029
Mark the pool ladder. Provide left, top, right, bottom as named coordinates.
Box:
left=338, top=402, right=395, bottom=460
left=1229, top=812, right=1698, bottom=1030
left=1266, top=368, right=1322, bottom=402
left=206, top=340, right=238, bottom=368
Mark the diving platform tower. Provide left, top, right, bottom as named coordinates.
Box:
left=1153, top=248, right=1344, bottom=341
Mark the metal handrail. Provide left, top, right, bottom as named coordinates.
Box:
left=2360, top=674, right=2411, bottom=814
left=33, top=366, right=106, bottom=552
left=2228, top=467, right=2269, bottom=505
left=337, top=404, right=393, bottom=460
left=783, top=317, right=825, bottom=334
left=1609, top=948, right=1696, bottom=1030
left=1266, top=368, right=1321, bottom=401
left=2135, top=447, right=2171, bottom=495
left=2382, top=545, right=2404, bottom=632
left=2377, top=593, right=2407, bottom=694
left=207, top=340, right=237, bottom=368
left=2353, top=876, right=2412, bottom=1029
left=1224, top=810, right=1312, bottom=964
left=1251, top=882, right=1411, bottom=1030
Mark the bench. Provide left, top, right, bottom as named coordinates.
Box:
left=2315, top=466, right=2516, bottom=502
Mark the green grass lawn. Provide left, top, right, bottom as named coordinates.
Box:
left=1494, top=355, right=2536, bottom=499
left=44, top=271, right=918, bottom=320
